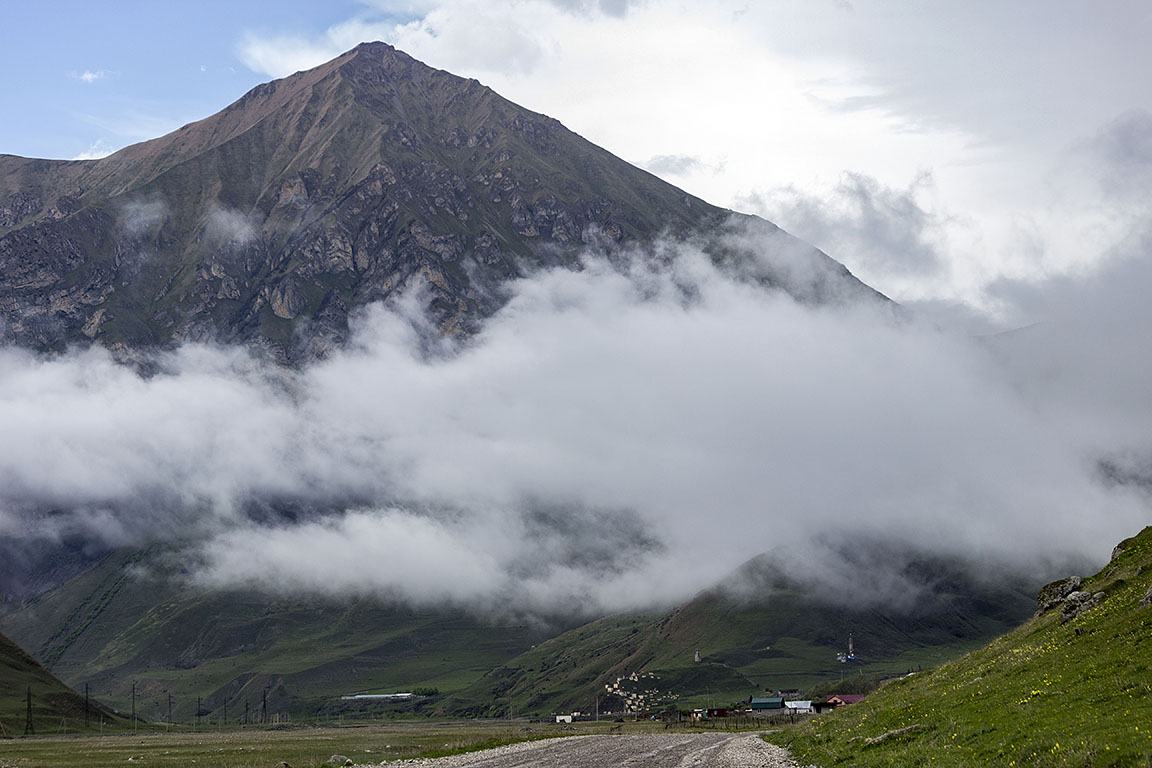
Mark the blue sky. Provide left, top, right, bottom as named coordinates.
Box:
left=0, top=1, right=376, bottom=159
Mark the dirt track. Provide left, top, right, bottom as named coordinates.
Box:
left=368, top=732, right=803, bottom=767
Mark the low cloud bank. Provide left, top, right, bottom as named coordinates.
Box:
left=1, top=235, right=1148, bottom=614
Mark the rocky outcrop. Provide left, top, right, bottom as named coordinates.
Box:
left=1035, top=576, right=1106, bottom=623
left=1035, top=576, right=1082, bottom=615
left=0, top=191, right=43, bottom=228
left=1059, top=590, right=1105, bottom=623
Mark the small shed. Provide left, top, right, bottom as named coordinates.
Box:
left=784, top=700, right=813, bottom=713
left=750, top=697, right=784, bottom=711
left=555, top=714, right=573, bottom=723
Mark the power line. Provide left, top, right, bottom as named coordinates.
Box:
left=23, top=686, right=34, bottom=736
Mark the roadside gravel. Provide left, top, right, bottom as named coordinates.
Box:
left=357, top=732, right=808, bottom=767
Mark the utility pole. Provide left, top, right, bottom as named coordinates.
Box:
left=167, top=693, right=172, bottom=730
left=132, top=683, right=137, bottom=734
left=244, top=699, right=249, bottom=726
left=85, top=683, right=90, bottom=728
left=23, top=686, right=34, bottom=736
left=261, top=689, right=267, bottom=725
left=197, top=696, right=201, bottom=729
left=223, top=699, right=227, bottom=729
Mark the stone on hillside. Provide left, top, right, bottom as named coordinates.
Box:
left=861, top=724, right=927, bottom=746
left=327, top=756, right=351, bottom=766
left=1061, top=591, right=1105, bottom=623
left=1036, top=576, right=1083, bottom=614
left=1139, top=585, right=1152, bottom=608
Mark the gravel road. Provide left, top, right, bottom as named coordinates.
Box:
left=359, top=733, right=806, bottom=768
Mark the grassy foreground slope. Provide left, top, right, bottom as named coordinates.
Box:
left=771, top=526, right=1152, bottom=767
left=0, top=630, right=126, bottom=735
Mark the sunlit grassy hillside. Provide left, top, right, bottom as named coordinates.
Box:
left=770, top=526, right=1152, bottom=767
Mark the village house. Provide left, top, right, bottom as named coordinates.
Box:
left=750, top=697, right=784, bottom=713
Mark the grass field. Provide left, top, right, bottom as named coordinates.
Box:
left=0, top=717, right=766, bottom=767
left=768, top=526, right=1152, bottom=767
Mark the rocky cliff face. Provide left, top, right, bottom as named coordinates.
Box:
left=0, top=42, right=881, bottom=360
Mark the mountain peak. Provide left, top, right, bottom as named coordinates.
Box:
left=326, top=39, right=415, bottom=77
left=0, top=43, right=882, bottom=358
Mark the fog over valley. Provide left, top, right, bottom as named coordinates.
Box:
left=2, top=222, right=1149, bottom=616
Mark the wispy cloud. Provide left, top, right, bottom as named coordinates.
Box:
left=641, top=154, right=725, bottom=177
left=76, top=109, right=182, bottom=142
left=70, top=139, right=116, bottom=160
left=743, top=171, right=952, bottom=287
left=70, top=69, right=109, bottom=84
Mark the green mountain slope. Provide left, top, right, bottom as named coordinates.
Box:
left=447, top=555, right=1037, bottom=716
left=772, top=526, right=1152, bottom=767
left=0, top=630, right=125, bottom=735
left=1, top=547, right=1040, bottom=723
left=0, top=550, right=552, bottom=722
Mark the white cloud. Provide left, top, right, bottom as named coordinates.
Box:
left=71, top=139, right=115, bottom=161
left=641, top=154, right=707, bottom=176
left=204, top=206, right=258, bottom=246
left=119, top=198, right=168, bottom=235
left=1, top=229, right=1148, bottom=614
left=72, top=69, right=108, bottom=84
left=238, top=32, right=347, bottom=79
left=741, top=172, right=955, bottom=299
